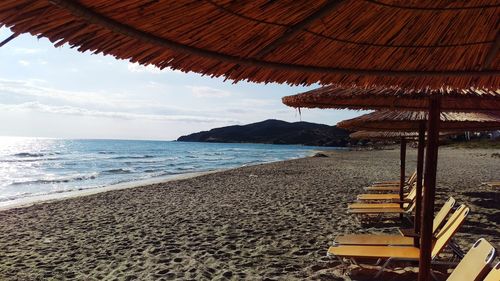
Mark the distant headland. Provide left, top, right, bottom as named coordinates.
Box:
left=177, top=119, right=350, bottom=147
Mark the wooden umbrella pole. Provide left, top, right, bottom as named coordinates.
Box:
left=399, top=138, right=406, bottom=219
left=418, top=96, right=441, bottom=281
left=414, top=121, right=426, bottom=247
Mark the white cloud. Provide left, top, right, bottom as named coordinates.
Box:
left=0, top=102, right=239, bottom=123
left=0, top=78, right=116, bottom=106
left=187, top=86, right=231, bottom=98
left=127, top=62, right=183, bottom=74
left=0, top=78, right=221, bottom=116
left=127, top=62, right=163, bottom=74
left=18, top=60, right=30, bottom=66
left=13, top=47, right=44, bottom=55
left=0, top=78, right=153, bottom=109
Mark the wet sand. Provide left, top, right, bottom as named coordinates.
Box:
left=0, top=147, right=498, bottom=280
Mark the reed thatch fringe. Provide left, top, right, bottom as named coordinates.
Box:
left=337, top=110, right=500, bottom=131
left=0, top=0, right=498, bottom=89
left=282, top=86, right=500, bottom=112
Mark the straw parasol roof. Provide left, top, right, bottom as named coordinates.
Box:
left=338, top=110, right=500, bottom=132
left=282, top=86, right=500, bottom=111
left=0, top=1, right=499, bottom=89
left=349, top=131, right=454, bottom=140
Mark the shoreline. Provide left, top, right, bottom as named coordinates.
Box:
left=0, top=150, right=322, bottom=211
left=0, top=170, right=223, bottom=211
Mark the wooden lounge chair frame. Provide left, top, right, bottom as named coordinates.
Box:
left=327, top=205, right=470, bottom=279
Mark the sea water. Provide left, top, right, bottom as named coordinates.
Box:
left=0, top=137, right=337, bottom=204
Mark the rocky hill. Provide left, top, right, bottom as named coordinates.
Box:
left=177, top=119, right=349, bottom=147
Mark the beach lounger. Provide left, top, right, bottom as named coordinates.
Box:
left=484, top=262, right=500, bottom=281
left=335, top=198, right=456, bottom=246
left=370, top=182, right=400, bottom=187
left=445, top=238, right=496, bottom=281
left=348, top=207, right=412, bottom=214
left=349, top=187, right=416, bottom=209
left=328, top=205, right=470, bottom=278
left=347, top=199, right=415, bottom=215
left=365, top=175, right=418, bottom=193
left=357, top=183, right=417, bottom=201
left=367, top=170, right=417, bottom=188
left=357, top=193, right=401, bottom=201
left=364, top=185, right=401, bottom=192
left=371, top=170, right=417, bottom=186
left=347, top=202, right=416, bottom=225
left=482, top=181, right=500, bottom=189
left=481, top=181, right=500, bottom=186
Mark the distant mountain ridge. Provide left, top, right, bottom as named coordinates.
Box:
left=177, top=119, right=350, bottom=147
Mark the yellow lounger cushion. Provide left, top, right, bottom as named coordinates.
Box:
left=328, top=245, right=420, bottom=259
left=348, top=208, right=405, bottom=214
left=348, top=202, right=405, bottom=209
left=373, top=180, right=399, bottom=184
left=334, top=234, right=414, bottom=246
left=357, top=194, right=401, bottom=200
left=364, top=186, right=400, bottom=191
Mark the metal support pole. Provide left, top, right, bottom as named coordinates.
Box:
left=418, top=96, right=441, bottom=281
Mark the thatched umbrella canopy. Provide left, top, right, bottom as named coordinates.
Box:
left=338, top=111, right=500, bottom=131
left=282, top=86, right=500, bottom=111
left=0, top=0, right=499, bottom=89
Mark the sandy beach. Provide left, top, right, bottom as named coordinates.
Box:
left=0, top=147, right=498, bottom=280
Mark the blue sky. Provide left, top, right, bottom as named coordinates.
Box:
left=0, top=27, right=365, bottom=140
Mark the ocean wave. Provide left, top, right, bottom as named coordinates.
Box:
left=13, top=152, right=46, bottom=157
left=203, top=157, right=236, bottom=161
left=0, top=157, right=64, bottom=163
left=103, top=168, right=133, bottom=174
left=12, top=152, right=62, bottom=157
left=176, top=166, right=196, bottom=171
left=9, top=173, right=98, bottom=186
left=98, top=151, right=116, bottom=154
left=111, top=155, right=155, bottom=160
left=143, top=169, right=160, bottom=173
